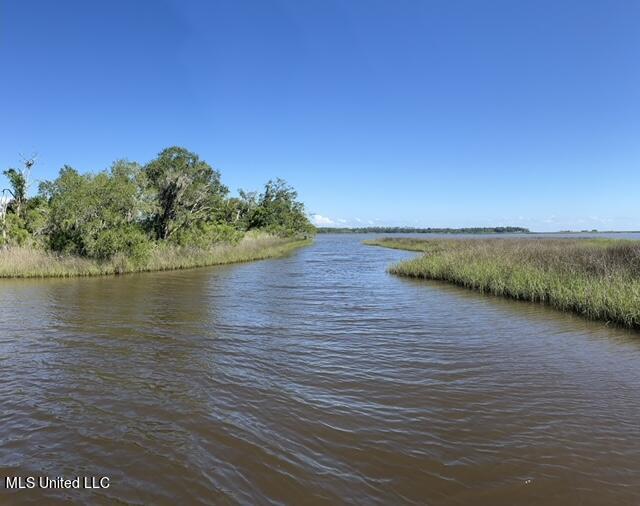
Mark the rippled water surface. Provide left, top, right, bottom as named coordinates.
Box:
left=2, top=234, right=640, bottom=505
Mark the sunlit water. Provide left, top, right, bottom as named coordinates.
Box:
left=1, top=234, right=640, bottom=505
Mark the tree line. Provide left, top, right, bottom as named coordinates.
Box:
left=316, top=226, right=530, bottom=234
left=1, top=147, right=314, bottom=263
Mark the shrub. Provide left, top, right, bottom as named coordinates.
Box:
left=89, top=225, right=152, bottom=264
left=171, top=222, right=243, bottom=248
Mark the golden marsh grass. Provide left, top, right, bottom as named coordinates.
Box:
left=0, top=234, right=311, bottom=279
left=365, top=237, right=640, bottom=328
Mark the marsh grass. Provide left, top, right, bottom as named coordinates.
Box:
left=0, top=233, right=311, bottom=279
left=365, top=237, right=640, bottom=328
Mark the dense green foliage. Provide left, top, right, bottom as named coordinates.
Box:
left=318, top=226, right=530, bottom=234
left=39, top=162, right=149, bottom=261
left=144, top=147, right=229, bottom=241
left=1, top=147, right=314, bottom=267
left=246, top=179, right=314, bottom=235
left=366, top=237, right=640, bottom=328
left=3, top=168, right=27, bottom=216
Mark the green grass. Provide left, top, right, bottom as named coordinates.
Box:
left=365, top=237, right=640, bottom=328
left=0, top=233, right=311, bottom=279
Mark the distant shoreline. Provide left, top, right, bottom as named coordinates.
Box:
left=316, top=227, right=530, bottom=234
left=534, top=230, right=640, bottom=234
left=316, top=227, right=639, bottom=234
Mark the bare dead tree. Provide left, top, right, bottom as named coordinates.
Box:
left=18, top=152, right=38, bottom=193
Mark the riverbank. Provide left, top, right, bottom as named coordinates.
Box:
left=0, top=234, right=311, bottom=278
left=365, top=237, right=640, bottom=328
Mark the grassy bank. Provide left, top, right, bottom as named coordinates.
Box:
left=0, top=234, right=311, bottom=278
left=365, top=237, right=640, bottom=328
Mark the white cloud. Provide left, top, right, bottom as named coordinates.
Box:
left=588, top=216, right=613, bottom=224
left=311, top=214, right=334, bottom=226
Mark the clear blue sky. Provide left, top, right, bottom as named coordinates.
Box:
left=1, top=0, right=638, bottom=231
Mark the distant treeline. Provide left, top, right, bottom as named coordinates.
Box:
left=316, top=226, right=530, bottom=234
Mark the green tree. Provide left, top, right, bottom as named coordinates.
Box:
left=144, top=147, right=228, bottom=240
left=2, top=157, right=41, bottom=246
left=3, top=168, right=27, bottom=217
left=221, top=190, right=259, bottom=230
left=1, top=196, right=49, bottom=247
left=42, top=162, right=150, bottom=261
left=249, top=178, right=314, bottom=236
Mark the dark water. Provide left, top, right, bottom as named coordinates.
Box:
left=1, top=234, right=640, bottom=505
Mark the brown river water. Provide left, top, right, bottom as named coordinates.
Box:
left=1, top=233, right=640, bottom=505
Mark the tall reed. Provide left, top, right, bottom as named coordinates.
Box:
left=0, top=234, right=310, bottom=279
left=365, top=238, right=640, bottom=328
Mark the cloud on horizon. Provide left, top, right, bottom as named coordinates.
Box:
left=310, top=214, right=334, bottom=226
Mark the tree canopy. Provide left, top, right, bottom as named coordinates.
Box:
left=144, top=147, right=229, bottom=240
left=0, top=147, right=314, bottom=261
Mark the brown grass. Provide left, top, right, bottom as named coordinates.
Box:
left=0, top=233, right=311, bottom=279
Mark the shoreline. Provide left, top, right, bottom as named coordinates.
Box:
left=365, top=237, right=640, bottom=329
left=0, top=235, right=312, bottom=279
left=319, top=230, right=640, bottom=235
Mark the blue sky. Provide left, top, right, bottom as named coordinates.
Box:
left=1, top=0, right=638, bottom=231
